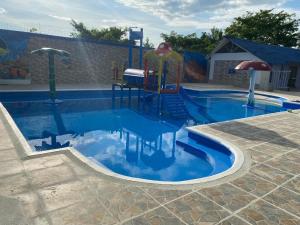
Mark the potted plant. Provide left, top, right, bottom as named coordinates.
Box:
left=10, top=66, right=18, bottom=78
left=18, top=68, right=29, bottom=79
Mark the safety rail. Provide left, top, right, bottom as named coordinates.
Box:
left=271, top=70, right=291, bottom=90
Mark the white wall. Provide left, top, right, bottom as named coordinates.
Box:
left=256, top=70, right=271, bottom=89
left=209, top=52, right=263, bottom=80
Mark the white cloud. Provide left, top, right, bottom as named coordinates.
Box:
left=0, top=0, right=297, bottom=46
left=101, top=19, right=118, bottom=23
left=0, top=7, right=6, bottom=14
left=116, top=0, right=291, bottom=30
left=48, top=14, right=73, bottom=22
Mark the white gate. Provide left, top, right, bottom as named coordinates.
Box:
left=271, top=70, right=291, bottom=90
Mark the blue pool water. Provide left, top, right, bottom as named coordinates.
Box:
left=1, top=89, right=285, bottom=181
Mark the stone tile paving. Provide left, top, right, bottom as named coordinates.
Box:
left=164, top=192, right=230, bottom=225
left=122, top=207, right=186, bottom=225
left=218, top=216, right=251, bottom=225
left=263, top=187, right=300, bottom=218
left=283, top=176, right=300, bottom=194
left=141, top=188, right=190, bottom=204
left=250, top=164, right=294, bottom=185
left=238, top=200, right=300, bottom=225
left=199, top=183, right=257, bottom=212
left=0, top=110, right=300, bottom=224
left=230, top=173, right=277, bottom=197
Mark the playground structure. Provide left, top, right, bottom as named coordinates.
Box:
left=31, top=47, right=70, bottom=102
left=143, top=42, right=182, bottom=94
left=112, top=42, right=186, bottom=118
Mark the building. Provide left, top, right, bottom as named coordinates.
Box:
left=208, top=36, right=300, bottom=90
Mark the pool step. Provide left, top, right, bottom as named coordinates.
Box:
left=176, top=137, right=214, bottom=161
left=176, top=137, right=203, bottom=151
left=141, top=93, right=188, bottom=118
left=162, top=93, right=188, bottom=118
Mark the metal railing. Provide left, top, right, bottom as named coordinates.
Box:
left=271, top=70, right=291, bottom=90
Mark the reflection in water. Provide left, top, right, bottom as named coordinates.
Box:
left=35, top=131, right=70, bottom=150
left=141, top=133, right=176, bottom=171
left=33, top=104, right=73, bottom=150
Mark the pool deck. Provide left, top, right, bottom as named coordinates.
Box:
left=0, top=84, right=300, bottom=225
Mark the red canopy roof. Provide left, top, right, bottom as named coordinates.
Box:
left=235, top=61, right=271, bottom=71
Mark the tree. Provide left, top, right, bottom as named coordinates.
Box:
left=143, top=37, right=154, bottom=48
left=70, top=20, right=129, bottom=43
left=29, top=27, right=38, bottom=33
left=160, top=28, right=223, bottom=54
left=200, top=28, right=223, bottom=53
left=225, top=9, right=300, bottom=47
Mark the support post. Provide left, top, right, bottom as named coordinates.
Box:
left=247, top=69, right=256, bottom=107
left=162, top=61, right=168, bottom=89
left=48, top=52, right=56, bottom=101
left=138, top=87, right=141, bottom=106
left=120, top=86, right=124, bottom=106
left=128, top=87, right=131, bottom=108
left=139, top=28, right=143, bottom=69
left=128, top=45, right=133, bottom=68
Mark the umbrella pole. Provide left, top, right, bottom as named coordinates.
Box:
left=247, top=69, right=256, bottom=107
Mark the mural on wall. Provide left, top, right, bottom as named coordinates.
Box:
left=183, top=51, right=207, bottom=82
left=0, top=30, right=30, bottom=82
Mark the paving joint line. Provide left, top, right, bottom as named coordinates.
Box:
left=250, top=149, right=298, bottom=175
left=138, top=186, right=198, bottom=209
left=0, top=146, right=17, bottom=152
left=215, top=213, right=252, bottom=225
left=116, top=186, right=194, bottom=225
left=160, top=205, right=190, bottom=225
left=136, top=187, right=195, bottom=225
left=18, top=161, right=54, bottom=224
left=245, top=171, right=300, bottom=196
left=225, top=174, right=300, bottom=220
left=116, top=204, right=168, bottom=225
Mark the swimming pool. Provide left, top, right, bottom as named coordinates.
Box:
left=0, top=89, right=286, bottom=182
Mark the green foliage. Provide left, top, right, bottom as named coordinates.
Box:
left=29, top=27, right=38, bottom=33
left=0, top=48, right=7, bottom=55
left=70, top=20, right=130, bottom=43
left=160, top=28, right=223, bottom=54
left=225, top=9, right=300, bottom=47
left=143, top=37, right=154, bottom=48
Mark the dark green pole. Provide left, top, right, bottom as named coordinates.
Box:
left=48, top=52, right=56, bottom=101
left=31, top=48, right=70, bottom=102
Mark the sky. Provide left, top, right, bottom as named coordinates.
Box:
left=0, top=0, right=299, bottom=46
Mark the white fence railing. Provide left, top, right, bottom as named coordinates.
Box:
left=271, top=70, right=291, bottom=90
